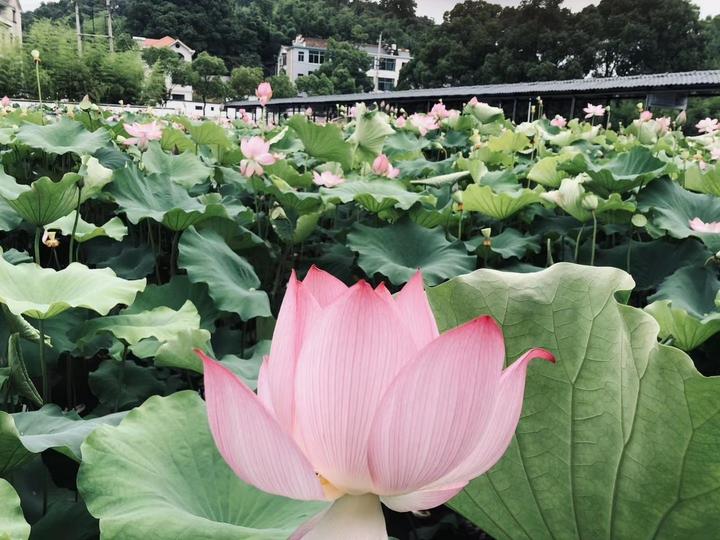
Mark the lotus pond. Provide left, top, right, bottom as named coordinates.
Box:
left=0, top=98, right=719, bottom=539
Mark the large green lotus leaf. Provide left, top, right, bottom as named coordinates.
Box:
left=188, top=121, right=231, bottom=148
left=637, top=178, right=720, bottom=252
left=0, top=258, right=145, bottom=319
left=383, top=131, right=429, bottom=161
left=321, top=179, right=433, bottom=213
left=264, top=161, right=313, bottom=189
left=0, top=405, right=125, bottom=474
left=596, top=239, right=710, bottom=291
left=46, top=211, right=127, bottom=243
left=585, top=147, right=666, bottom=196
left=152, top=328, right=212, bottom=372
left=487, top=130, right=530, bottom=153
left=468, top=102, right=505, bottom=123
left=463, top=184, right=543, bottom=219
left=427, top=263, right=720, bottom=539
left=642, top=265, right=720, bottom=351
left=16, top=118, right=110, bottom=156
left=347, top=105, right=395, bottom=163
left=107, top=166, right=226, bottom=231
left=465, top=229, right=541, bottom=260
left=527, top=156, right=568, bottom=188
left=143, top=142, right=212, bottom=189
left=6, top=333, right=43, bottom=407
left=78, top=301, right=201, bottom=347
left=89, top=360, right=166, bottom=412
left=125, top=275, right=218, bottom=331
left=346, top=220, right=474, bottom=286
left=0, top=479, right=29, bottom=540
left=685, top=163, right=720, bottom=196
left=645, top=300, right=720, bottom=352
left=287, top=115, right=353, bottom=171
left=77, top=391, right=327, bottom=539
left=0, top=173, right=81, bottom=226
left=178, top=227, right=271, bottom=320
left=86, top=243, right=156, bottom=280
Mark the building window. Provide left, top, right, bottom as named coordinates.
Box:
left=308, top=49, right=325, bottom=64
left=378, top=77, right=395, bottom=91
left=281, top=52, right=287, bottom=66
left=378, top=57, right=396, bottom=72
left=298, top=50, right=305, bottom=62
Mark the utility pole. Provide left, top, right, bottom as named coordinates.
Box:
left=374, top=33, right=382, bottom=92
left=106, top=0, right=115, bottom=53
left=74, top=0, right=83, bottom=55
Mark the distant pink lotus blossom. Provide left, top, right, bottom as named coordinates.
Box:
left=312, top=170, right=345, bottom=187
left=240, top=136, right=276, bottom=177
left=711, top=146, right=720, bottom=161
left=655, top=116, right=672, bottom=134
left=256, top=82, right=273, bottom=106
left=198, top=268, right=554, bottom=538
left=237, top=108, right=253, bottom=124
left=696, top=117, right=719, bottom=135
left=409, top=113, right=439, bottom=136
left=123, top=121, right=163, bottom=150
left=699, top=160, right=709, bottom=171
left=583, top=103, right=606, bottom=119
left=430, top=102, right=450, bottom=119
left=550, top=115, right=567, bottom=128
left=1, top=96, right=11, bottom=107
left=639, top=110, right=653, bottom=122
left=468, top=97, right=479, bottom=106
left=690, top=217, right=720, bottom=233
left=372, top=154, right=400, bottom=179
left=305, top=107, right=313, bottom=116
left=349, top=106, right=358, bottom=118
left=395, top=115, right=406, bottom=128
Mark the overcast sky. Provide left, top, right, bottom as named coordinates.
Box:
left=20, top=0, right=720, bottom=19
left=416, top=0, right=720, bottom=21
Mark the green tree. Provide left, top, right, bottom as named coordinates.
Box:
left=229, top=66, right=263, bottom=100
left=267, top=73, right=297, bottom=98
left=701, top=15, right=720, bottom=69
left=141, top=63, right=170, bottom=105
left=379, top=0, right=417, bottom=19
left=316, top=38, right=372, bottom=93
left=187, top=51, right=228, bottom=115
left=296, top=72, right=335, bottom=96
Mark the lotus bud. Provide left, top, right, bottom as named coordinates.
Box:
left=451, top=190, right=463, bottom=204
left=631, top=214, right=647, bottom=228
left=636, top=102, right=644, bottom=111
left=581, top=194, right=599, bottom=211
left=469, top=129, right=482, bottom=147
left=79, top=95, right=92, bottom=111
left=31, top=49, right=40, bottom=61
left=42, top=230, right=59, bottom=248
left=481, top=228, right=492, bottom=239
left=676, top=110, right=687, bottom=126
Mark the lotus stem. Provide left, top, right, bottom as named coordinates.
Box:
left=626, top=237, right=632, bottom=273
left=34, top=227, right=42, bottom=266
left=114, top=343, right=129, bottom=413
left=574, top=225, right=585, bottom=263
left=546, top=237, right=554, bottom=267
left=590, top=211, right=598, bottom=266
left=169, top=230, right=180, bottom=277
left=35, top=61, right=43, bottom=107
left=68, top=185, right=82, bottom=265
left=38, top=318, right=49, bottom=403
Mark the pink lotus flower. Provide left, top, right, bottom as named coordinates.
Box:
left=312, top=170, right=345, bottom=187
left=236, top=108, right=254, bottom=124
left=468, top=97, right=479, bottom=106
left=305, top=107, right=313, bottom=116
left=430, top=102, right=450, bottom=120
left=711, top=146, right=720, bottom=161
left=348, top=106, right=358, bottom=119
left=1, top=96, right=11, bottom=107
left=256, top=82, right=273, bottom=106
left=395, top=115, right=406, bottom=128
left=198, top=268, right=554, bottom=538
left=409, top=113, right=439, bottom=136
left=550, top=115, right=567, bottom=128
left=123, top=121, right=163, bottom=150
left=655, top=116, right=672, bottom=135
left=639, top=110, right=653, bottom=122
left=696, top=117, right=719, bottom=135
left=372, top=154, right=400, bottom=179
left=690, top=217, right=720, bottom=233
left=240, top=136, right=276, bottom=177
left=583, top=103, right=606, bottom=119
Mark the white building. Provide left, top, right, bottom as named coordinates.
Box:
left=277, top=35, right=411, bottom=91
left=133, top=35, right=195, bottom=101
left=0, top=0, right=22, bottom=46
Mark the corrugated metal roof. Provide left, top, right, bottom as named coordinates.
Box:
left=227, top=70, right=720, bottom=108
